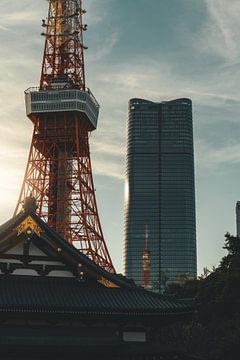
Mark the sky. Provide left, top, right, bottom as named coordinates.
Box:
left=0, top=0, right=240, bottom=275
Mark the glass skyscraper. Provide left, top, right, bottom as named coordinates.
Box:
left=236, top=201, right=240, bottom=237
left=124, top=98, right=197, bottom=291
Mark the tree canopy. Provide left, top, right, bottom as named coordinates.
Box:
left=164, top=233, right=240, bottom=360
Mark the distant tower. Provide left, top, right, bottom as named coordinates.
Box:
left=142, top=226, right=151, bottom=290
left=124, top=98, right=197, bottom=290
left=236, top=201, right=240, bottom=237
left=15, top=0, right=115, bottom=273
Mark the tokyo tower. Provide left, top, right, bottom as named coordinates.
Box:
left=15, top=0, right=115, bottom=273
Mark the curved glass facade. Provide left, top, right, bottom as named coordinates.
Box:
left=124, top=98, right=197, bottom=291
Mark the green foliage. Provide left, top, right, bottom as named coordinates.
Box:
left=164, top=233, right=240, bottom=359
left=165, top=278, right=199, bottom=299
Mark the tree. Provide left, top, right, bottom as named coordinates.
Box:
left=164, top=233, right=240, bottom=359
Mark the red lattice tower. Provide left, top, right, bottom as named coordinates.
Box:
left=142, top=226, right=151, bottom=289
left=15, top=0, right=115, bottom=273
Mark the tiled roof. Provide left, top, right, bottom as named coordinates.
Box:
left=0, top=201, right=195, bottom=317
left=0, top=275, right=193, bottom=316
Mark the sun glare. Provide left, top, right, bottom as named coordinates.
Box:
left=0, top=166, right=21, bottom=219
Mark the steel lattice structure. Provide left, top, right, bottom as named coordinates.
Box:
left=15, top=0, right=115, bottom=273
left=40, top=0, right=86, bottom=90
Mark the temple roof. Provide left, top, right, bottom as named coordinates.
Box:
left=0, top=200, right=131, bottom=288
left=0, top=198, right=194, bottom=316
left=0, top=275, right=192, bottom=316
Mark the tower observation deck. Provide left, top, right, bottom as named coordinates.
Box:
left=15, top=0, right=115, bottom=273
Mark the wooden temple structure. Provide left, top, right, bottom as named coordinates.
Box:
left=0, top=198, right=194, bottom=359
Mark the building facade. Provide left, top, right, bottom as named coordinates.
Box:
left=236, top=201, right=240, bottom=237
left=124, top=98, right=197, bottom=291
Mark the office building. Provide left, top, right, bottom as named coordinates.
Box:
left=124, top=98, right=197, bottom=291
left=236, top=201, right=240, bottom=237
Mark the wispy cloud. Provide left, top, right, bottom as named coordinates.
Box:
left=92, top=157, right=124, bottom=180
left=87, top=31, right=119, bottom=61
left=0, top=1, right=45, bottom=31
left=196, top=139, right=240, bottom=175
left=85, top=0, right=112, bottom=25
left=202, top=0, right=240, bottom=63
left=0, top=1, right=240, bottom=191
left=92, top=139, right=125, bottom=158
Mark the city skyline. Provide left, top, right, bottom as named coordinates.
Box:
left=0, top=0, right=240, bottom=274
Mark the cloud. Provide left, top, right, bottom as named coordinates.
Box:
left=87, top=31, right=119, bottom=61
left=1, top=0, right=240, bottom=213
left=92, top=157, right=124, bottom=181
left=85, top=0, right=112, bottom=26
left=196, top=139, right=240, bottom=176
left=91, top=55, right=240, bottom=114
left=92, top=139, right=125, bottom=158
left=0, top=1, right=44, bottom=31
left=86, top=39, right=240, bottom=179
left=0, top=10, right=39, bottom=26
left=202, top=0, right=240, bottom=63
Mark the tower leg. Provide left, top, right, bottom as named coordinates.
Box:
left=15, top=115, right=115, bottom=273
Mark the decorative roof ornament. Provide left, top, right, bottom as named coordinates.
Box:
left=98, top=276, right=119, bottom=288
left=16, top=215, right=42, bottom=237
